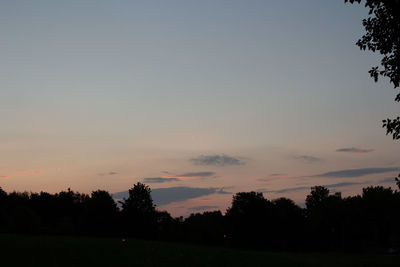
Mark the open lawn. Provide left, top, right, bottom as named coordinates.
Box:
left=0, top=235, right=399, bottom=267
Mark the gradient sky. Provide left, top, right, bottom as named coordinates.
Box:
left=1, top=0, right=399, bottom=216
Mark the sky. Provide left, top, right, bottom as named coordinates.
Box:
left=1, top=0, right=399, bottom=217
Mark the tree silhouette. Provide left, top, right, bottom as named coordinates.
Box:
left=0, top=187, right=5, bottom=197
left=395, top=174, right=400, bottom=189
left=306, top=186, right=344, bottom=250
left=0, top=187, right=7, bottom=232
left=154, top=210, right=178, bottom=240
left=6, top=191, right=39, bottom=233
left=29, top=191, right=55, bottom=233
left=361, top=186, right=400, bottom=247
left=120, top=182, right=156, bottom=238
left=1, top=183, right=400, bottom=251
left=305, top=186, right=330, bottom=211
left=271, top=197, right=304, bottom=249
left=345, top=0, right=400, bottom=140
left=225, top=192, right=273, bottom=248
left=184, top=211, right=224, bottom=245
left=83, top=190, right=118, bottom=235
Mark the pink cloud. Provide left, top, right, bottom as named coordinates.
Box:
left=256, top=173, right=291, bottom=182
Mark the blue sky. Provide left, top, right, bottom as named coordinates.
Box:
left=1, top=0, right=399, bottom=216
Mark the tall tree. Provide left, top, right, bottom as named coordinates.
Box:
left=120, top=182, right=156, bottom=237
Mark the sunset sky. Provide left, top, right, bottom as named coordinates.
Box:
left=1, top=0, right=399, bottom=216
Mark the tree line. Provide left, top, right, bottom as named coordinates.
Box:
left=1, top=182, right=400, bottom=252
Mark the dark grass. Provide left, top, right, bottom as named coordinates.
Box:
left=0, top=235, right=399, bottom=267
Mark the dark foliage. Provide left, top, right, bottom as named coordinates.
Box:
left=184, top=211, right=224, bottom=245
left=1, top=182, right=400, bottom=252
left=271, top=197, right=305, bottom=250
left=82, top=190, right=118, bottom=236
left=346, top=0, right=400, bottom=139
left=225, top=192, right=274, bottom=248
left=119, top=182, right=157, bottom=238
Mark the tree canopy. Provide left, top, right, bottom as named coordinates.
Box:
left=1, top=184, right=400, bottom=251
left=120, top=182, right=157, bottom=237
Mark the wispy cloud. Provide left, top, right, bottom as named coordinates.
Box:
left=263, top=181, right=367, bottom=194
left=316, top=167, right=399, bottom=178
left=325, top=181, right=366, bottom=188
left=336, top=147, right=374, bottom=154
left=268, top=173, right=286, bottom=177
left=162, top=171, right=216, bottom=180
left=190, top=154, right=245, bottom=166
left=98, top=171, right=118, bottom=176
left=113, top=187, right=231, bottom=206
left=259, top=167, right=400, bottom=183
left=178, top=172, right=215, bottom=177
left=215, top=188, right=231, bottom=194
left=143, top=177, right=181, bottom=183
left=256, top=173, right=289, bottom=182
left=293, top=155, right=321, bottom=164
left=263, top=186, right=310, bottom=194
left=189, top=205, right=220, bottom=211
left=143, top=171, right=216, bottom=183
left=378, top=177, right=397, bottom=184
left=0, top=175, right=8, bottom=179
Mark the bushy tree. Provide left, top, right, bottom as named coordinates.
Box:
left=271, top=197, right=304, bottom=249
left=83, top=190, right=118, bottom=235
left=305, top=186, right=344, bottom=250
left=52, top=188, right=88, bottom=234
left=87, top=190, right=117, bottom=217
left=225, top=192, right=273, bottom=248
left=120, top=182, right=156, bottom=237
left=305, top=186, right=330, bottom=211
left=361, top=186, right=400, bottom=247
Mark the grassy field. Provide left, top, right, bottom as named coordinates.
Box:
left=0, top=235, right=399, bottom=267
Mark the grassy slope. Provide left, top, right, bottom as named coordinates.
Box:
left=0, top=235, right=399, bottom=267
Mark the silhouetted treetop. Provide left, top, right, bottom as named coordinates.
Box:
left=0, top=187, right=6, bottom=198
left=119, top=182, right=157, bottom=237
left=1, top=183, right=400, bottom=251
left=87, top=190, right=117, bottom=214
left=305, top=186, right=330, bottom=210
left=121, top=182, right=155, bottom=215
